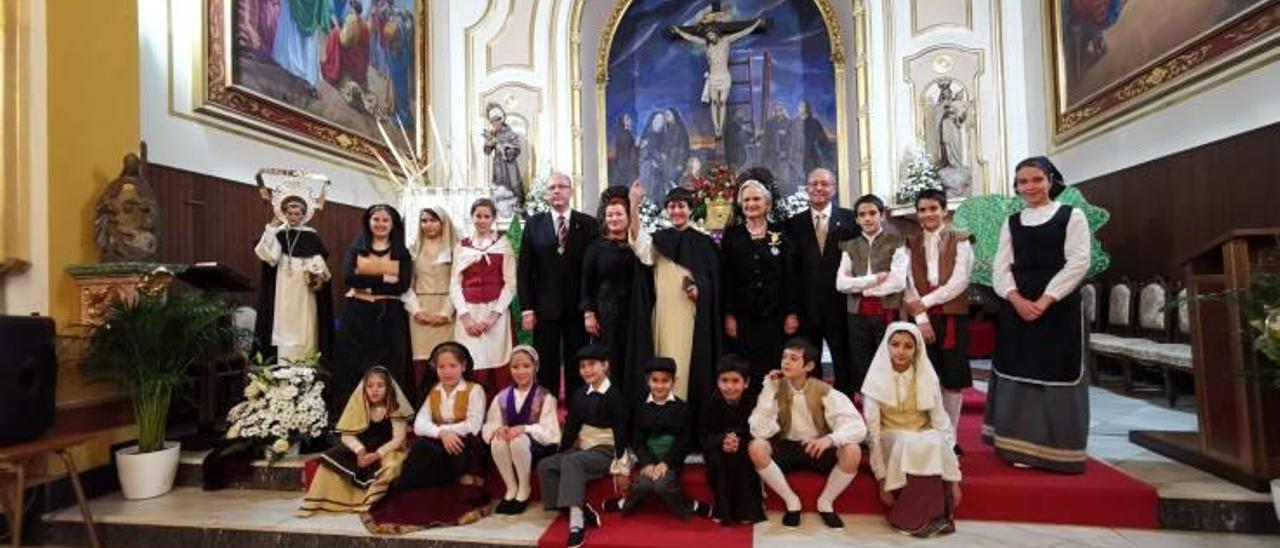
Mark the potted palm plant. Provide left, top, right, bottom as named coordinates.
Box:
left=84, top=290, right=236, bottom=499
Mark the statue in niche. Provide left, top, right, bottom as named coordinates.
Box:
left=926, top=79, right=973, bottom=198
left=668, top=3, right=765, bottom=139
left=482, top=102, right=525, bottom=217
left=94, top=143, right=159, bottom=263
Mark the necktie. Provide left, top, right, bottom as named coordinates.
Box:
left=815, top=212, right=828, bottom=254
left=556, top=215, right=568, bottom=254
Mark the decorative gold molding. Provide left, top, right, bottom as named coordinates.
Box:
left=910, top=0, right=973, bottom=36
left=585, top=0, right=867, bottom=203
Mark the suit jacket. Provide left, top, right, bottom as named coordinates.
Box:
left=518, top=210, right=599, bottom=321
left=784, top=206, right=857, bottom=328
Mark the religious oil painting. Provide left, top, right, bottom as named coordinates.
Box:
left=1048, top=0, right=1279, bottom=141
left=202, top=0, right=427, bottom=166
left=605, top=0, right=839, bottom=199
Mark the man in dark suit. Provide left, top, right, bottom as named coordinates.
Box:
left=783, top=168, right=858, bottom=395
left=519, top=172, right=600, bottom=397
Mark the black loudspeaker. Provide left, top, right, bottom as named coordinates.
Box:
left=0, top=315, right=57, bottom=446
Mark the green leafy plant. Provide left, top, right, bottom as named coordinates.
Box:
left=83, top=291, right=238, bottom=453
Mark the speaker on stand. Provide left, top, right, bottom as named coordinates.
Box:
left=0, top=315, right=57, bottom=446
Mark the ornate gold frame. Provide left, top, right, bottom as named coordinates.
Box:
left=1045, top=0, right=1280, bottom=144
left=580, top=0, right=870, bottom=205
left=196, top=0, right=429, bottom=168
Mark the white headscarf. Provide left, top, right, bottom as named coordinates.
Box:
left=860, top=322, right=941, bottom=411
left=414, top=205, right=456, bottom=264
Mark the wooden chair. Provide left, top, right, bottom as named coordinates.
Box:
left=1088, top=279, right=1136, bottom=383
left=0, top=432, right=101, bottom=548
left=1129, top=278, right=1194, bottom=406
left=1079, top=280, right=1100, bottom=385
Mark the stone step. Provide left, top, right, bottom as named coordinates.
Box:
left=175, top=449, right=311, bottom=492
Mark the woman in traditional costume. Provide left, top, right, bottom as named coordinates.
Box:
left=333, top=204, right=413, bottom=415
left=863, top=323, right=961, bottom=537
left=482, top=345, right=561, bottom=515
left=450, top=198, right=515, bottom=394
left=408, top=206, right=457, bottom=397
left=983, top=156, right=1091, bottom=474
left=581, top=186, right=637, bottom=386
left=299, top=366, right=411, bottom=516
left=626, top=183, right=722, bottom=414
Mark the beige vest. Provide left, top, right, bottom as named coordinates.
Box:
left=838, top=232, right=905, bottom=313
left=775, top=378, right=832, bottom=439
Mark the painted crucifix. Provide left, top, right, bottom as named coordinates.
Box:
left=668, top=2, right=765, bottom=139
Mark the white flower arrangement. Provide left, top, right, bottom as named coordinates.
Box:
left=775, top=188, right=811, bottom=222
left=523, top=169, right=553, bottom=217
left=895, top=142, right=944, bottom=206
left=225, top=352, right=328, bottom=462
left=637, top=199, right=672, bottom=233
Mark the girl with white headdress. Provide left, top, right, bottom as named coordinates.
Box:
left=481, top=344, right=561, bottom=515
left=862, top=322, right=962, bottom=538
left=407, top=206, right=458, bottom=395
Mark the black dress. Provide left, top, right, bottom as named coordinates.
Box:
left=720, top=224, right=797, bottom=388
left=319, top=418, right=393, bottom=487
left=580, top=238, right=637, bottom=385
left=698, top=391, right=765, bottom=523
left=334, top=246, right=413, bottom=413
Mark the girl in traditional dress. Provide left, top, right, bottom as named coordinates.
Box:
left=450, top=198, right=515, bottom=395
left=482, top=345, right=561, bottom=515
left=366, top=342, right=490, bottom=532
left=299, top=366, right=411, bottom=516
left=626, top=182, right=722, bottom=414
left=581, top=187, right=637, bottom=386
left=408, top=206, right=457, bottom=397
left=863, top=323, right=962, bottom=537
left=333, top=204, right=413, bottom=415
left=983, top=156, right=1091, bottom=474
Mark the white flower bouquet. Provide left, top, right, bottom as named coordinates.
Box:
left=895, top=142, right=944, bottom=206
left=225, top=352, right=328, bottom=462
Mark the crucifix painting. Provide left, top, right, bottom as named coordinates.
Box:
left=668, top=2, right=766, bottom=139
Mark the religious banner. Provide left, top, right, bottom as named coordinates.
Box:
left=605, top=0, right=840, bottom=200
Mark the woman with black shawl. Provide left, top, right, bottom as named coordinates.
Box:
left=333, top=204, right=414, bottom=413
left=626, top=182, right=722, bottom=418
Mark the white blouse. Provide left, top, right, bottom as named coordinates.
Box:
left=481, top=388, right=562, bottom=446
left=905, top=229, right=974, bottom=324
left=748, top=378, right=867, bottom=447
left=835, top=230, right=910, bottom=297
left=992, top=202, right=1090, bottom=302
left=413, top=381, right=486, bottom=438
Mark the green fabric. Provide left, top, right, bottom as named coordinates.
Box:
left=507, top=216, right=534, bottom=346
left=289, top=0, right=332, bottom=36
left=646, top=434, right=675, bottom=459
left=952, top=187, right=1111, bottom=287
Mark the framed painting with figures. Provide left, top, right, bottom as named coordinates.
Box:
left=1047, top=0, right=1279, bottom=142
left=200, top=0, right=428, bottom=168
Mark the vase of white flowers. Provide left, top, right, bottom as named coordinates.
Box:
left=224, top=352, right=328, bottom=463
left=895, top=143, right=944, bottom=206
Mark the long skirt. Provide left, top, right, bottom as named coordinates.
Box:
left=981, top=373, right=1090, bottom=474
left=454, top=300, right=513, bottom=370
left=705, top=448, right=765, bottom=523
left=409, top=293, right=455, bottom=361
left=333, top=298, right=410, bottom=413
left=886, top=475, right=956, bottom=538
left=877, top=428, right=961, bottom=492
left=299, top=422, right=404, bottom=515
left=363, top=435, right=491, bottom=533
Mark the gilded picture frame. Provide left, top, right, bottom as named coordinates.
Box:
left=198, top=0, right=428, bottom=168
left=1046, top=0, right=1280, bottom=144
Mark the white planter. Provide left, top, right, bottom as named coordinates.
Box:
left=115, top=441, right=181, bottom=500
left=1272, top=478, right=1280, bottom=522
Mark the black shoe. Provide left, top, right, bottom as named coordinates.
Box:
left=819, top=511, right=844, bottom=529
left=782, top=510, right=801, bottom=528
left=567, top=527, right=586, bottom=548
left=509, top=499, right=529, bottom=515
left=953, top=444, right=965, bottom=456
left=583, top=503, right=602, bottom=529
left=494, top=499, right=515, bottom=515
left=602, top=497, right=624, bottom=513
left=692, top=500, right=713, bottom=519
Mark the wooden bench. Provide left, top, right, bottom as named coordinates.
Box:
left=1087, top=278, right=1193, bottom=406
left=0, top=432, right=102, bottom=548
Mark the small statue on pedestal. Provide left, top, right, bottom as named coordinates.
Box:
left=94, top=144, right=159, bottom=262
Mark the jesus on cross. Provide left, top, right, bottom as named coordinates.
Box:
left=669, top=5, right=765, bottom=139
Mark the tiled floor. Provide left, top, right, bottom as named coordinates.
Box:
left=46, top=488, right=1280, bottom=547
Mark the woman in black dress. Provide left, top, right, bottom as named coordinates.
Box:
left=720, top=176, right=798, bottom=391
left=581, top=187, right=638, bottom=386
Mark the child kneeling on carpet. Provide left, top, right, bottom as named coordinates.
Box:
left=537, top=343, right=631, bottom=548
left=863, top=322, right=962, bottom=537
left=748, top=337, right=866, bottom=529
left=699, top=355, right=766, bottom=525
left=367, top=342, right=490, bottom=532
left=482, top=344, right=561, bottom=515
left=299, top=366, right=412, bottom=516
left=603, top=357, right=712, bottom=519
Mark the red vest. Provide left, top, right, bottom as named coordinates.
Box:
left=461, top=241, right=505, bottom=303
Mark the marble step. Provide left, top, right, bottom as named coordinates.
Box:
left=175, top=449, right=312, bottom=492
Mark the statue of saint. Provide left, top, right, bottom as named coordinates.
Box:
left=930, top=80, right=972, bottom=198
left=669, top=5, right=764, bottom=139
left=482, top=102, right=525, bottom=216
left=94, top=146, right=159, bottom=262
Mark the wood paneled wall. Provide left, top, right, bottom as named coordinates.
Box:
left=1076, top=123, right=1280, bottom=285
left=149, top=164, right=367, bottom=310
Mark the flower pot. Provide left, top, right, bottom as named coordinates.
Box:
left=115, top=441, right=181, bottom=500
left=1272, top=478, right=1280, bottom=521
left=705, top=200, right=733, bottom=231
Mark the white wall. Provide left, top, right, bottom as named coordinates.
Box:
left=137, top=0, right=429, bottom=207
left=1006, top=1, right=1280, bottom=184
left=3, top=0, right=49, bottom=316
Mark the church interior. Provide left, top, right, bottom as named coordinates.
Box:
left=1, top=0, right=1280, bottom=546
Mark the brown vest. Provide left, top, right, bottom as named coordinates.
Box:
left=428, top=383, right=472, bottom=425
left=838, top=232, right=905, bottom=313
left=775, top=378, right=832, bottom=439
left=906, top=229, right=971, bottom=316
